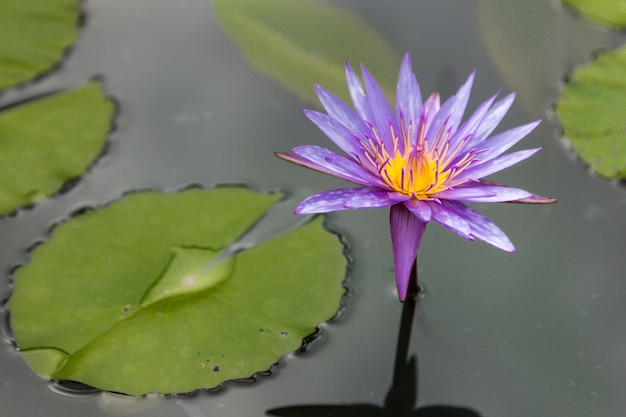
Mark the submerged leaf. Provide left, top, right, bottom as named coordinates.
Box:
left=0, top=0, right=80, bottom=90
left=556, top=46, right=626, bottom=180
left=561, top=0, right=626, bottom=29
left=0, top=82, right=114, bottom=215
left=8, top=188, right=346, bottom=395
left=213, top=0, right=399, bottom=105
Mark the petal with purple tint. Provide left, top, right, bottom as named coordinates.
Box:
left=509, top=194, right=557, bottom=204
left=426, top=70, right=475, bottom=141
left=435, top=184, right=531, bottom=202
left=295, top=187, right=382, bottom=214
left=474, top=120, right=541, bottom=161
left=449, top=90, right=499, bottom=150
left=442, top=200, right=515, bottom=252
left=455, top=148, right=541, bottom=182
left=404, top=199, right=432, bottom=222
left=463, top=92, right=516, bottom=151
left=395, top=54, right=422, bottom=135
left=421, top=92, right=440, bottom=127
left=345, top=62, right=374, bottom=123
left=314, top=85, right=368, bottom=135
left=360, top=64, right=399, bottom=147
left=428, top=201, right=472, bottom=238
left=344, top=190, right=396, bottom=209
left=390, top=204, right=426, bottom=301
left=303, top=110, right=363, bottom=157
left=277, top=145, right=383, bottom=187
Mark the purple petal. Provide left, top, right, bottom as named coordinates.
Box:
left=345, top=62, right=374, bottom=122
left=277, top=146, right=384, bottom=187
left=361, top=64, right=399, bottom=147
left=463, top=92, right=516, bottom=151
left=390, top=204, right=426, bottom=301
left=442, top=201, right=515, bottom=252
left=449, top=90, right=499, bottom=150
left=474, top=120, right=541, bottom=161
left=421, top=92, right=440, bottom=128
left=508, top=194, right=557, bottom=204
left=345, top=190, right=396, bottom=209
left=295, top=187, right=382, bottom=214
left=426, top=70, right=475, bottom=140
left=303, top=110, right=363, bottom=156
left=455, top=148, right=541, bottom=182
left=404, top=199, right=432, bottom=222
left=395, top=54, right=422, bottom=133
left=428, top=201, right=472, bottom=238
left=435, top=185, right=532, bottom=202
left=314, top=85, right=369, bottom=135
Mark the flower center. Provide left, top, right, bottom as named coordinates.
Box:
left=360, top=117, right=477, bottom=199
left=380, top=147, right=451, bottom=198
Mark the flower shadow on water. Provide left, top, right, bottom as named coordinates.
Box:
left=265, top=298, right=482, bottom=417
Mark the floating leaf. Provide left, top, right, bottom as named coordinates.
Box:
left=556, top=46, right=626, bottom=179
left=213, top=0, right=400, bottom=105
left=561, top=0, right=626, bottom=29
left=0, top=82, right=114, bottom=215
left=8, top=188, right=346, bottom=395
left=0, top=0, right=80, bottom=90
left=476, top=0, right=608, bottom=114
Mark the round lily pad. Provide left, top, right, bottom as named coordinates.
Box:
left=0, top=82, right=114, bottom=216
left=561, top=0, right=626, bottom=29
left=8, top=188, right=347, bottom=395
left=213, top=0, right=399, bottom=105
left=0, top=0, right=80, bottom=90
left=556, top=45, right=626, bottom=180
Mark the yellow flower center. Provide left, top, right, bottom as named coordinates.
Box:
left=360, top=118, right=475, bottom=200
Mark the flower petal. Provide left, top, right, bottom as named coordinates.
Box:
left=428, top=201, right=473, bottom=238
left=345, top=61, right=374, bottom=122
left=463, top=92, right=516, bottom=150
left=276, top=146, right=383, bottom=187
left=390, top=204, right=426, bottom=301
left=426, top=70, right=475, bottom=140
left=361, top=64, right=398, bottom=146
left=295, top=187, right=382, bottom=214
left=303, top=110, right=363, bottom=156
left=475, top=120, right=541, bottom=161
left=421, top=92, right=440, bottom=128
left=442, top=200, right=515, bottom=252
left=395, top=54, right=422, bottom=134
left=344, top=190, right=396, bottom=209
left=449, top=89, right=499, bottom=150
left=455, top=148, right=541, bottom=182
left=435, top=184, right=531, bottom=202
left=314, top=85, right=368, bottom=135
left=404, top=199, right=432, bottom=222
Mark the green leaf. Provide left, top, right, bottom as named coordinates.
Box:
left=0, top=82, right=114, bottom=215
left=561, top=0, right=626, bottom=29
left=213, top=0, right=400, bottom=105
left=556, top=46, right=626, bottom=179
left=8, top=188, right=347, bottom=395
left=0, top=0, right=80, bottom=90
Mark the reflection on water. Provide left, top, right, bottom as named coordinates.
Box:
left=266, top=298, right=481, bottom=417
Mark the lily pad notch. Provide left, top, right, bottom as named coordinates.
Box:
left=8, top=187, right=348, bottom=395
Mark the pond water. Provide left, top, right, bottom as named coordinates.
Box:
left=1, top=0, right=626, bottom=416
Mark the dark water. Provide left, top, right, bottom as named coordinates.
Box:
left=1, top=0, right=625, bottom=416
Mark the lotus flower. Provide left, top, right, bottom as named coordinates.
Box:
left=276, top=54, right=555, bottom=301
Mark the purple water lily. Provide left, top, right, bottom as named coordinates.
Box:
left=276, top=54, right=555, bottom=301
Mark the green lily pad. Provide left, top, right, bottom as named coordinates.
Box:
left=213, top=0, right=400, bottom=105
left=561, top=0, right=626, bottom=29
left=556, top=46, right=626, bottom=180
left=8, top=188, right=346, bottom=395
left=0, top=0, right=80, bottom=90
left=0, top=82, right=114, bottom=216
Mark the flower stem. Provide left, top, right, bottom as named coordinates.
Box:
left=406, top=257, right=420, bottom=299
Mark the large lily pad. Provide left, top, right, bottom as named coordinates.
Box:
left=561, top=0, right=626, bottom=29
left=0, top=82, right=114, bottom=215
left=556, top=46, right=626, bottom=180
left=213, top=0, right=400, bottom=105
left=8, top=188, right=346, bottom=395
left=0, top=0, right=80, bottom=90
